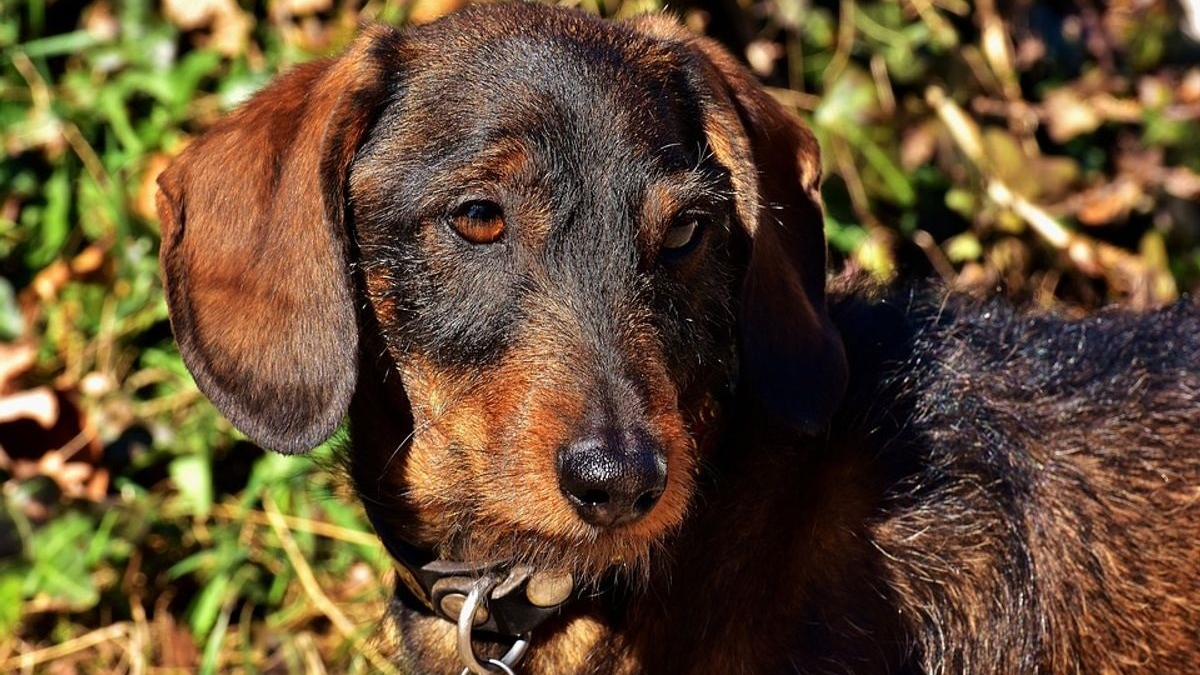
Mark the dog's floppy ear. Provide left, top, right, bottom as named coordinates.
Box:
left=633, top=17, right=848, bottom=431
left=157, top=26, right=398, bottom=454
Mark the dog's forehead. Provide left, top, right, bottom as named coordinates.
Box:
left=409, top=3, right=678, bottom=79
left=385, top=13, right=700, bottom=166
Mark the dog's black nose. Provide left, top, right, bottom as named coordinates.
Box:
left=557, top=430, right=667, bottom=527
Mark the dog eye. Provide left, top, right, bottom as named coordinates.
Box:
left=660, top=216, right=706, bottom=257
left=450, top=200, right=506, bottom=244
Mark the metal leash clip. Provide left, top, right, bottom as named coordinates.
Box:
left=455, top=575, right=530, bottom=675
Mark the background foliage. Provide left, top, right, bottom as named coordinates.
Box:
left=1, top=0, right=1198, bottom=672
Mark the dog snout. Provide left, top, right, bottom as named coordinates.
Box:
left=557, top=429, right=667, bottom=527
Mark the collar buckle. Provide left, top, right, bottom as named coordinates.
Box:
left=366, top=506, right=577, bottom=637
left=454, top=574, right=530, bottom=675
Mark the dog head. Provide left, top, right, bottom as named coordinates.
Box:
left=158, top=2, right=846, bottom=582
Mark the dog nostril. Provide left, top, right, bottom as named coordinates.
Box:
left=632, top=488, right=662, bottom=516
left=558, top=431, right=667, bottom=528
left=575, top=489, right=610, bottom=507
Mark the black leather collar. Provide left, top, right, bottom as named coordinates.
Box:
left=364, top=505, right=575, bottom=637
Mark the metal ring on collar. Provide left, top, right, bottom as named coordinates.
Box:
left=456, top=575, right=530, bottom=675
left=460, top=659, right=517, bottom=675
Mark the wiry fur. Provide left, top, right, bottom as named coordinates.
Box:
left=865, top=291, right=1200, bottom=674
left=364, top=285, right=1200, bottom=675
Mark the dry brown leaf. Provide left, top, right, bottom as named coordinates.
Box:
left=408, top=0, right=472, bottom=25
left=746, top=40, right=783, bottom=77
left=1164, top=167, right=1200, bottom=199
left=162, top=0, right=227, bottom=30
left=275, top=0, right=333, bottom=16
left=156, top=613, right=199, bottom=668
left=0, top=387, right=107, bottom=498
left=44, top=659, right=79, bottom=675
left=1042, top=89, right=1101, bottom=143
left=0, top=342, right=36, bottom=393
left=1113, top=140, right=1200, bottom=200
left=953, top=262, right=998, bottom=296
left=135, top=153, right=171, bottom=222
left=37, top=451, right=88, bottom=485
left=69, top=243, right=108, bottom=277
left=83, top=2, right=120, bottom=41
left=210, top=8, right=253, bottom=56
left=24, top=245, right=110, bottom=319
left=901, top=121, right=939, bottom=171
left=335, top=562, right=376, bottom=598
left=1179, top=68, right=1200, bottom=104
left=1014, top=35, right=1046, bottom=70
left=1076, top=177, right=1144, bottom=226
left=1, top=387, right=100, bottom=459
left=162, top=0, right=253, bottom=55
left=31, top=259, right=71, bottom=303
left=0, top=387, right=59, bottom=428
left=1139, top=75, right=1173, bottom=109
left=9, top=450, right=108, bottom=501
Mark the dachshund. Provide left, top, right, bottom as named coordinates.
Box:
left=157, top=3, right=1200, bottom=674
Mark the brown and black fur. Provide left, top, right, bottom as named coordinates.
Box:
left=157, top=3, right=1200, bottom=674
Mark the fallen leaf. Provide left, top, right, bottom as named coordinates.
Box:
left=1014, top=34, right=1046, bottom=70
left=408, top=0, right=471, bottom=25
left=210, top=7, right=253, bottom=56
left=161, top=0, right=253, bottom=56
left=746, top=40, right=783, bottom=77
left=0, top=388, right=103, bottom=496
left=1179, top=68, right=1200, bottom=104
left=275, top=0, right=333, bottom=16
left=83, top=1, right=120, bottom=41
left=69, top=243, right=109, bottom=277
left=0, top=387, right=59, bottom=428
left=1181, top=0, right=1200, bottom=42
left=31, top=259, right=71, bottom=303
left=156, top=611, right=200, bottom=668
left=1042, top=88, right=1101, bottom=143
left=162, top=0, right=227, bottom=30
left=900, top=121, right=938, bottom=171
left=1076, top=177, right=1144, bottom=225
left=135, top=154, right=171, bottom=222
left=0, top=343, right=36, bottom=393
left=1164, top=167, right=1200, bottom=199
left=30, top=452, right=107, bottom=501
left=1138, top=75, right=1172, bottom=110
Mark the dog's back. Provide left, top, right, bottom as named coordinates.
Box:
left=843, top=292, right=1200, bottom=673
